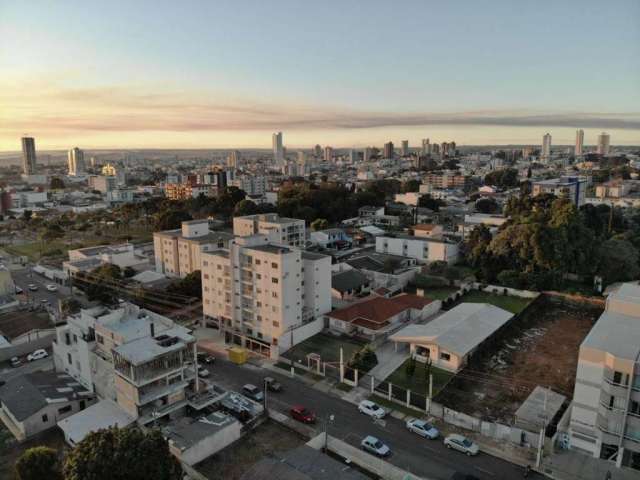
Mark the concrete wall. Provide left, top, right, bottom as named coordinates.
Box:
left=278, top=317, right=325, bottom=353
left=176, top=420, right=242, bottom=466
left=0, top=334, right=55, bottom=362
left=472, top=283, right=539, bottom=299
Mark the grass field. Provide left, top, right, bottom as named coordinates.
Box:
left=282, top=332, right=365, bottom=364
left=419, top=287, right=459, bottom=300
left=454, top=290, right=532, bottom=314
left=385, top=359, right=454, bottom=397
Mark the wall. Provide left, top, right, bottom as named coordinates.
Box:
left=278, top=317, right=325, bottom=353
left=0, top=334, right=55, bottom=362
left=471, top=282, right=540, bottom=299
left=177, top=420, right=242, bottom=466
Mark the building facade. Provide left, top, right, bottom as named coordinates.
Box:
left=21, top=136, right=37, bottom=175
left=68, top=147, right=85, bottom=176
left=532, top=176, right=587, bottom=206
left=233, top=213, right=305, bottom=248
left=598, top=132, right=611, bottom=156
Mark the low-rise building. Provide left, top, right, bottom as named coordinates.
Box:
left=375, top=234, right=459, bottom=264
left=421, top=173, right=471, bottom=190
left=64, top=243, right=150, bottom=277
left=153, top=220, right=234, bottom=278
left=532, top=176, right=587, bottom=206
left=331, top=269, right=371, bottom=300
left=309, top=228, right=353, bottom=250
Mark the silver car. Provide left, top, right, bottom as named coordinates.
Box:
left=444, top=434, right=479, bottom=456
left=361, top=435, right=391, bottom=457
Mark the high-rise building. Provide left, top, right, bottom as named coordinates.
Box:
left=401, top=140, right=409, bottom=156
left=363, top=147, right=372, bottom=163
left=21, top=137, right=37, bottom=175
left=227, top=150, right=241, bottom=168
left=421, top=138, right=430, bottom=155
left=272, top=132, right=284, bottom=165
left=349, top=149, right=359, bottom=163
left=323, top=146, right=333, bottom=163
left=575, top=129, right=584, bottom=156
left=383, top=141, right=394, bottom=159
left=597, top=132, right=611, bottom=156
left=67, top=147, right=85, bottom=176
left=313, top=144, right=322, bottom=158
left=542, top=133, right=552, bottom=159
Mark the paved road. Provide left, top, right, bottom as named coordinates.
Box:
left=0, top=356, right=54, bottom=382
left=12, top=267, right=73, bottom=309
left=209, top=358, right=540, bottom=480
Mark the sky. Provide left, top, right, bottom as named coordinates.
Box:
left=1, top=0, right=639, bottom=150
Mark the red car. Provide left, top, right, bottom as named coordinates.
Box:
left=290, top=405, right=316, bottom=424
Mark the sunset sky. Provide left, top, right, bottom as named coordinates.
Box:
left=1, top=0, right=639, bottom=150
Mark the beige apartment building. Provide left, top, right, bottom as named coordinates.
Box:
left=233, top=213, right=306, bottom=247
left=569, top=283, right=640, bottom=471
left=154, top=220, right=233, bottom=278
left=421, top=172, right=471, bottom=190
left=201, top=234, right=330, bottom=358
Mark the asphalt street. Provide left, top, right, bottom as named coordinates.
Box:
left=209, top=358, right=542, bottom=480
left=11, top=267, right=73, bottom=309
left=0, top=356, right=54, bottom=382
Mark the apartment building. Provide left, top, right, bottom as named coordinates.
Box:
left=233, top=213, right=306, bottom=247
left=421, top=172, right=471, bottom=190
left=532, top=176, right=587, bottom=206
left=154, top=220, right=234, bottom=278
left=569, top=283, right=640, bottom=471
left=201, top=235, right=331, bottom=357
left=52, top=303, right=198, bottom=425
left=164, top=183, right=212, bottom=200
left=230, top=175, right=267, bottom=196
left=375, top=234, right=459, bottom=264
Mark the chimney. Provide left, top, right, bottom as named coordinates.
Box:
left=150, top=321, right=155, bottom=338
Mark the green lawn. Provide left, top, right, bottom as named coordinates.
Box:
left=5, top=240, right=69, bottom=261
left=455, top=290, right=532, bottom=314
left=385, top=359, right=454, bottom=397
left=419, top=287, right=459, bottom=300
left=282, top=332, right=364, bottom=364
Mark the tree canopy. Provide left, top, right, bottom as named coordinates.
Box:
left=16, top=447, right=62, bottom=480
left=484, top=168, right=519, bottom=188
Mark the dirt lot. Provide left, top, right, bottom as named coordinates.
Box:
left=195, top=420, right=306, bottom=480
left=435, top=296, right=602, bottom=423
left=0, top=311, right=52, bottom=339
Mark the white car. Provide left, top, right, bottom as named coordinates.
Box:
left=27, top=349, right=48, bottom=362
left=443, top=434, right=480, bottom=456
left=406, top=418, right=440, bottom=439
left=197, top=366, right=210, bottom=378
left=361, top=435, right=391, bottom=457
left=45, top=284, right=58, bottom=292
left=358, top=399, right=387, bottom=419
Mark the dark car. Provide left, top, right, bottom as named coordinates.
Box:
left=264, top=376, right=283, bottom=392
left=290, top=405, right=316, bottom=424
left=197, top=352, right=215, bottom=364
left=242, top=384, right=264, bottom=402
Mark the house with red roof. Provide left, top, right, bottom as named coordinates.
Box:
left=327, top=293, right=440, bottom=339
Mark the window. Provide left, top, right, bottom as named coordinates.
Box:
left=630, top=400, right=640, bottom=416
left=271, top=262, right=278, bottom=269
left=272, top=277, right=279, bottom=284
left=58, top=405, right=72, bottom=414
left=272, top=338, right=278, bottom=346
left=272, top=291, right=278, bottom=299
left=416, top=346, right=430, bottom=358
left=256, top=274, right=261, bottom=280
left=67, top=353, right=72, bottom=365
left=612, top=371, right=629, bottom=386
left=80, top=400, right=86, bottom=410
left=440, top=352, right=451, bottom=361
left=255, top=259, right=261, bottom=265
left=203, top=274, right=209, bottom=279
left=217, top=264, right=222, bottom=270
left=96, top=334, right=104, bottom=345
left=42, top=414, right=48, bottom=423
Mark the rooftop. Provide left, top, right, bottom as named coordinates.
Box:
left=328, top=294, right=432, bottom=327
left=57, top=399, right=135, bottom=446
left=515, top=386, right=567, bottom=430
left=163, top=411, right=239, bottom=451
left=247, top=244, right=292, bottom=255
left=331, top=269, right=370, bottom=293
left=113, top=325, right=194, bottom=365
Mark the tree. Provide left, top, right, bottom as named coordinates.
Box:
left=310, top=218, right=329, bottom=231
left=155, top=209, right=192, bottom=231
left=60, top=297, right=82, bottom=317
left=63, top=427, right=182, bottom=480
left=233, top=199, right=259, bottom=217
left=401, top=179, right=421, bottom=193
left=596, top=239, right=640, bottom=285
left=50, top=177, right=65, bottom=190
left=405, top=356, right=416, bottom=377
left=484, top=168, right=519, bottom=188
left=170, top=270, right=202, bottom=298
left=22, top=210, right=33, bottom=221
left=417, top=194, right=444, bottom=212
left=475, top=198, right=498, bottom=214
left=16, top=446, right=62, bottom=480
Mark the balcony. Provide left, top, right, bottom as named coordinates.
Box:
left=138, top=376, right=192, bottom=406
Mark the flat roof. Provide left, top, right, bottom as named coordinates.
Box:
left=57, top=399, right=135, bottom=445
left=515, top=386, right=566, bottom=430
left=582, top=310, right=640, bottom=360
left=247, top=244, right=292, bottom=255
left=390, top=303, right=514, bottom=358
left=113, top=325, right=194, bottom=365
left=301, top=251, right=328, bottom=261
left=163, top=411, right=238, bottom=450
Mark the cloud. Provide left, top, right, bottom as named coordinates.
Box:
left=2, top=83, right=639, bottom=135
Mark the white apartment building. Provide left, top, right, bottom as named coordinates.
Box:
left=201, top=235, right=331, bottom=358
left=230, top=175, right=266, bottom=196
left=154, top=220, right=234, bottom=278
left=233, top=214, right=306, bottom=248
left=52, top=303, right=198, bottom=425
left=569, top=283, right=640, bottom=471
left=532, top=176, right=587, bottom=206
left=375, top=234, right=459, bottom=264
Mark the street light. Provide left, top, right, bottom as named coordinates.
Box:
left=324, top=414, right=335, bottom=451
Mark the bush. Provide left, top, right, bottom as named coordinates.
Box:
left=413, top=274, right=448, bottom=289
left=348, top=345, right=378, bottom=372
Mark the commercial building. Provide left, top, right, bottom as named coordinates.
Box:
left=21, top=136, right=37, bottom=175
left=324, top=146, right=334, bottom=163
left=532, top=176, right=587, bottom=206
left=401, top=140, right=409, bottom=156
left=154, top=220, right=234, bottom=278
left=598, top=132, right=611, bottom=156
left=201, top=235, right=331, bottom=357
left=575, top=129, right=584, bottom=156
left=233, top=213, right=306, bottom=248
left=390, top=303, right=514, bottom=373
left=568, top=283, right=640, bottom=471
left=164, top=183, right=211, bottom=200
left=375, top=234, right=460, bottom=264
left=68, top=147, right=85, bottom=176
left=272, top=132, right=284, bottom=165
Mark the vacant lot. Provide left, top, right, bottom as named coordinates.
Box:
left=418, top=287, right=459, bottom=300
left=195, top=420, right=305, bottom=480
left=435, top=296, right=601, bottom=423
left=283, top=332, right=365, bottom=364
left=449, top=290, right=532, bottom=314
left=0, top=424, right=67, bottom=479
left=0, top=310, right=52, bottom=339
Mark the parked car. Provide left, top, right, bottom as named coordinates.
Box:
left=361, top=435, right=391, bottom=457
left=358, top=399, right=387, bottom=419
left=45, top=284, right=58, bottom=292
left=27, top=349, right=48, bottom=362
left=444, top=434, right=480, bottom=456
left=28, top=284, right=38, bottom=291
left=10, top=356, right=21, bottom=367
left=290, top=405, right=316, bottom=424
left=406, top=418, right=440, bottom=439
left=15, top=286, right=23, bottom=294
left=242, top=384, right=264, bottom=402
left=264, top=376, right=283, bottom=392
left=197, top=366, right=210, bottom=378
left=197, top=352, right=215, bottom=364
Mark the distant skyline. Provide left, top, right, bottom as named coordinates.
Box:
left=1, top=0, right=639, bottom=150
